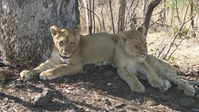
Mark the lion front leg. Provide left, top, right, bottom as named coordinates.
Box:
left=139, top=61, right=163, bottom=88
left=20, top=59, right=60, bottom=78
left=117, top=68, right=145, bottom=93
left=39, top=64, right=83, bottom=80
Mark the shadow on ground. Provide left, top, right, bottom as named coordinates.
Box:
left=0, top=64, right=199, bottom=111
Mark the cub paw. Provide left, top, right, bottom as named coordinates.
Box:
left=39, top=70, right=57, bottom=80
left=20, top=70, right=36, bottom=77
left=148, top=77, right=163, bottom=88
left=158, top=79, right=172, bottom=92
left=178, top=83, right=195, bottom=96
left=130, top=83, right=145, bottom=93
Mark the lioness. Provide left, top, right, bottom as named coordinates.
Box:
left=20, top=26, right=119, bottom=80
left=114, top=27, right=196, bottom=96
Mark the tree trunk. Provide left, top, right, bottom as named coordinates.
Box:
left=190, top=0, right=194, bottom=29
left=88, top=0, right=92, bottom=34
left=143, top=0, right=162, bottom=36
left=82, top=0, right=89, bottom=33
left=117, top=0, right=126, bottom=33
left=0, top=0, right=80, bottom=70
left=174, top=0, right=181, bottom=24
left=109, top=0, right=115, bottom=34
left=142, top=0, right=147, bottom=20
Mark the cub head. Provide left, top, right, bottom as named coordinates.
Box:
left=119, top=27, right=147, bottom=59
left=50, top=25, right=81, bottom=60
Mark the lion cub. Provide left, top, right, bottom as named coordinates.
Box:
left=113, top=27, right=195, bottom=96
left=20, top=26, right=119, bottom=80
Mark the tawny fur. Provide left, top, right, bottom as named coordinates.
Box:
left=20, top=26, right=119, bottom=80
left=113, top=27, right=195, bottom=96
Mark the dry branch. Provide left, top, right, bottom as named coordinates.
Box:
left=162, top=5, right=196, bottom=60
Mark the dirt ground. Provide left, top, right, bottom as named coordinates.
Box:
left=0, top=32, right=199, bottom=112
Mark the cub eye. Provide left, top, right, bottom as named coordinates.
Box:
left=135, top=45, right=138, bottom=48
left=59, top=41, right=64, bottom=46
left=70, top=42, right=74, bottom=46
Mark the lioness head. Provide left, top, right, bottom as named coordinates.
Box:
left=50, top=26, right=81, bottom=60
left=119, top=27, right=147, bottom=59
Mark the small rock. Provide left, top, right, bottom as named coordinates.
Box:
left=33, top=88, right=54, bottom=106
left=159, top=94, right=171, bottom=102
left=83, top=64, right=95, bottom=71
left=179, top=98, right=192, bottom=109
left=114, top=102, right=125, bottom=108
left=107, top=83, right=112, bottom=86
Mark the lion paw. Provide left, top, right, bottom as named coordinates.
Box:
left=20, top=70, right=37, bottom=77
left=148, top=77, right=163, bottom=88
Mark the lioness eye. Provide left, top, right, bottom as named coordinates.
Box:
left=135, top=45, right=138, bottom=48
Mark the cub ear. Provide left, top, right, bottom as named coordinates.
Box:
left=130, top=24, right=136, bottom=31
left=74, top=25, right=81, bottom=35
left=137, top=26, right=145, bottom=34
left=50, top=26, right=61, bottom=37
left=119, top=32, right=129, bottom=43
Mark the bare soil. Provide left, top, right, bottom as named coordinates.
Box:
left=0, top=32, right=199, bottom=112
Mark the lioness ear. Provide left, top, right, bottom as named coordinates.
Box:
left=119, top=32, right=129, bottom=43
left=137, top=26, right=145, bottom=34
left=50, top=26, right=61, bottom=37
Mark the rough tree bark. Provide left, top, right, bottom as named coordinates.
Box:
left=0, top=0, right=80, bottom=70
left=109, top=0, right=115, bottom=34
left=117, top=0, right=126, bottom=33
left=143, top=0, right=162, bottom=36
left=142, top=0, right=147, bottom=20
left=88, top=0, right=92, bottom=34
